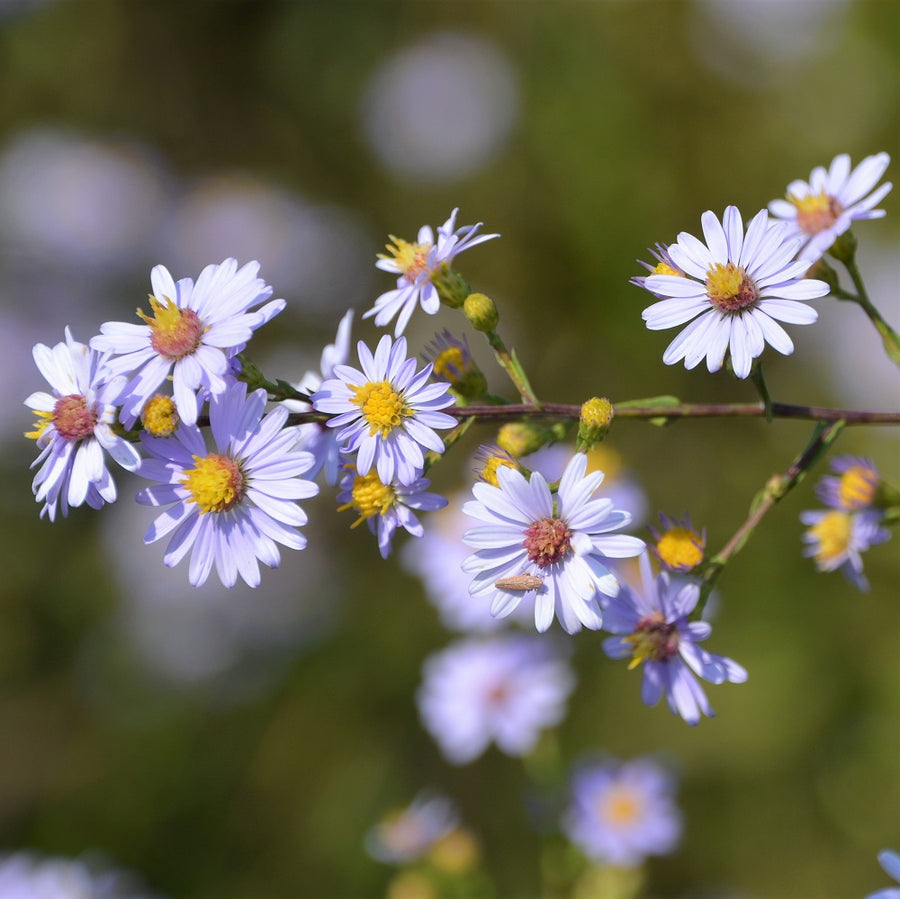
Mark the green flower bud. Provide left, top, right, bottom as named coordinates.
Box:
left=496, top=421, right=554, bottom=457
left=577, top=397, right=613, bottom=450
left=463, top=292, right=499, bottom=332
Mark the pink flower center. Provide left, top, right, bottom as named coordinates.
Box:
left=626, top=612, right=679, bottom=666
left=705, top=262, right=758, bottom=314
left=52, top=394, right=97, bottom=441
left=791, top=190, right=842, bottom=236
left=523, top=517, right=572, bottom=568
left=138, top=295, right=204, bottom=359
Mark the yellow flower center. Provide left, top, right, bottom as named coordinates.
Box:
left=625, top=612, right=679, bottom=669
left=433, top=346, right=467, bottom=383
left=705, top=262, right=758, bottom=314
left=380, top=236, right=432, bottom=283
left=25, top=409, right=53, bottom=442
left=601, top=787, right=642, bottom=826
left=809, top=511, right=852, bottom=566
left=339, top=470, right=396, bottom=526
left=141, top=394, right=179, bottom=437
left=351, top=380, right=410, bottom=438
left=481, top=455, right=518, bottom=487
left=838, top=466, right=879, bottom=510
left=656, top=526, right=704, bottom=571
left=137, top=295, right=204, bottom=359
left=181, top=453, right=245, bottom=514
left=790, top=190, right=842, bottom=236
left=652, top=261, right=680, bottom=277
left=50, top=394, right=97, bottom=442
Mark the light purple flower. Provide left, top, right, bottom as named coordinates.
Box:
left=134, top=381, right=318, bottom=587
left=312, top=334, right=456, bottom=486
left=561, top=757, right=682, bottom=867
left=283, top=308, right=355, bottom=486
left=417, top=635, right=575, bottom=764
left=91, top=258, right=284, bottom=427
left=25, top=327, right=142, bottom=521
left=365, top=208, right=498, bottom=336
left=365, top=791, right=460, bottom=864
left=867, top=849, right=900, bottom=899
left=815, top=454, right=882, bottom=512
left=462, top=452, right=645, bottom=635
left=768, top=152, right=892, bottom=262
left=639, top=206, right=830, bottom=378
left=337, top=464, right=447, bottom=559
left=602, top=554, right=747, bottom=725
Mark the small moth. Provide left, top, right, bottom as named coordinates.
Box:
left=494, top=574, right=543, bottom=592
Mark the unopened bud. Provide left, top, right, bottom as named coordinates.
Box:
left=431, top=263, right=470, bottom=308
left=497, top=421, right=553, bottom=458
left=577, top=396, right=613, bottom=450
left=827, top=228, right=857, bottom=265
left=463, top=292, right=499, bottom=332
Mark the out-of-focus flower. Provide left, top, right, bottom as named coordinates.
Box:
left=422, top=330, right=487, bottom=400
left=312, top=334, right=456, bottom=486
left=462, top=452, right=645, bottom=634
left=0, top=851, right=163, bottom=898
left=135, top=382, right=318, bottom=588
left=361, top=32, right=518, bottom=182
left=25, top=328, right=141, bottom=521
left=639, top=206, right=830, bottom=378
left=768, top=153, right=892, bottom=262
left=417, top=635, right=575, bottom=764
left=92, top=259, right=284, bottom=427
left=337, top=465, right=447, bottom=559
left=602, top=554, right=747, bottom=725
left=365, top=792, right=460, bottom=864
left=867, top=849, right=900, bottom=899
left=561, top=757, right=682, bottom=867
left=365, top=209, right=498, bottom=336
left=283, top=309, right=355, bottom=486
left=815, top=455, right=882, bottom=511
left=800, top=508, right=890, bottom=592
left=648, top=513, right=706, bottom=573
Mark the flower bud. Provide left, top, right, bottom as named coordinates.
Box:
left=826, top=228, right=857, bottom=265
left=431, top=263, right=470, bottom=308
left=577, top=396, right=613, bottom=450
left=463, top=292, right=499, bottom=332
left=496, top=421, right=553, bottom=457
left=423, top=330, right=487, bottom=401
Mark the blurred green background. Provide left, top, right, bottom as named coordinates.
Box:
left=1, top=0, right=898, bottom=896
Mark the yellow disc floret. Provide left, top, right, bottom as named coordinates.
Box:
left=351, top=380, right=411, bottom=439
left=706, top=262, right=758, bottom=314
left=790, top=189, right=842, bottom=236
left=137, top=294, right=204, bottom=359
left=481, top=454, right=519, bottom=487
left=181, top=453, right=245, bottom=514
left=838, top=465, right=879, bottom=510
left=652, top=261, right=680, bottom=277
left=339, top=470, right=396, bottom=526
left=655, top=526, right=704, bottom=572
left=600, top=787, right=642, bottom=826
left=809, top=511, right=852, bottom=568
left=25, top=409, right=53, bottom=442
left=433, top=345, right=467, bottom=383
left=141, top=394, right=179, bottom=437
left=379, top=236, right=432, bottom=282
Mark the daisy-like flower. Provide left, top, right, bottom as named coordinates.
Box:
left=134, top=381, right=318, bottom=588
left=417, top=635, right=575, bottom=764
left=629, top=242, right=686, bottom=295
left=561, top=757, right=682, bottom=867
left=639, top=206, right=830, bottom=378
left=602, top=553, right=747, bottom=725
left=282, top=309, right=354, bottom=486
left=815, top=454, right=882, bottom=512
left=867, top=849, right=900, bottom=899
left=423, top=329, right=487, bottom=400
left=800, top=508, right=890, bottom=592
left=25, top=328, right=142, bottom=521
left=337, top=464, right=447, bottom=559
left=91, top=258, right=285, bottom=428
left=364, top=791, right=461, bottom=864
left=768, top=152, right=892, bottom=262
left=648, top=513, right=706, bottom=573
left=364, top=208, right=499, bottom=337
left=462, top=452, right=645, bottom=635
left=311, top=334, right=456, bottom=486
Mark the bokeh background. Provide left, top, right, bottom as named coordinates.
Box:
left=1, top=0, right=898, bottom=896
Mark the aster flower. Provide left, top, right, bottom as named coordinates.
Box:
left=364, top=791, right=461, bottom=864
left=337, top=464, right=447, bottom=559
left=312, top=334, right=456, bottom=486
left=629, top=242, right=687, bottom=295
left=800, top=508, right=890, bottom=592
left=648, top=512, right=706, bottom=573
left=867, top=849, right=900, bottom=899
left=282, top=309, right=354, bottom=486
left=25, top=327, right=142, bottom=521
left=91, top=258, right=284, bottom=427
left=134, top=381, right=318, bottom=587
left=768, top=152, right=892, bottom=262
left=561, top=757, right=682, bottom=867
left=815, top=454, right=882, bottom=511
left=462, top=452, right=645, bottom=635
left=365, top=208, right=499, bottom=336
left=422, top=329, right=486, bottom=399
left=602, top=553, right=747, bottom=725
left=639, top=206, right=830, bottom=378
left=417, top=635, right=575, bottom=764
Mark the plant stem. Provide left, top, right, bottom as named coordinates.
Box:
left=843, top=258, right=900, bottom=368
